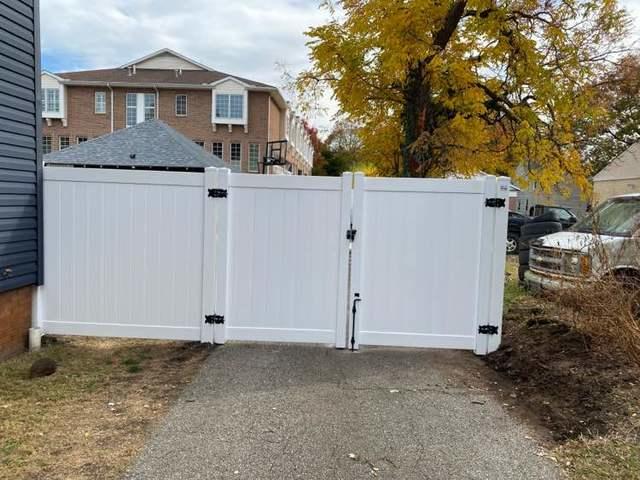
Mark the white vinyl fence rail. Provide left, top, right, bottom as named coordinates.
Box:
left=37, top=166, right=509, bottom=354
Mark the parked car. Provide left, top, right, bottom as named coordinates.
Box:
left=530, top=205, right=577, bottom=229
left=524, top=194, right=640, bottom=290
left=517, top=211, right=564, bottom=280
left=507, top=211, right=529, bottom=254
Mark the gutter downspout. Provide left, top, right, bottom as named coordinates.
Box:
left=108, top=83, right=114, bottom=132
left=154, top=85, right=159, bottom=119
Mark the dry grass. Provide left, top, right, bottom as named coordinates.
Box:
left=494, top=260, right=640, bottom=480
left=550, top=277, right=640, bottom=367
left=559, top=437, right=640, bottom=479
left=0, top=336, right=208, bottom=480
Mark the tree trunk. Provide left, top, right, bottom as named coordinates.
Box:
left=402, top=65, right=428, bottom=177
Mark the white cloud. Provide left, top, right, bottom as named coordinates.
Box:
left=40, top=0, right=337, bottom=131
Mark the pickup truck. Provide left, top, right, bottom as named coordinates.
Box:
left=524, top=194, right=640, bottom=290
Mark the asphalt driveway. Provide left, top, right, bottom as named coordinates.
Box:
left=125, top=344, right=561, bottom=480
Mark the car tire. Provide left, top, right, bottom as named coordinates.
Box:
left=518, top=265, right=528, bottom=282
left=506, top=235, right=518, bottom=254
left=518, top=234, right=539, bottom=252
left=520, top=221, right=562, bottom=238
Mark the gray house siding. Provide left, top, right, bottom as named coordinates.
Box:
left=513, top=166, right=588, bottom=219
left=0, top=0, right=42, bottom=293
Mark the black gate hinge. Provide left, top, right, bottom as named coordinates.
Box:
left=346, top=228, right=357, bottom=241
left=478, top=324, right=499, bottom=335
left=485, top=198, right=506, bottom=208
left=208, top=188, right=228, bottom=198
left=205, top=314, right=225, bottom=325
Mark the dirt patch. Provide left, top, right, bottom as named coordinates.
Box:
left=0, top=337, right=209, bottom=480
left=486, top=296, right=640, bottom=441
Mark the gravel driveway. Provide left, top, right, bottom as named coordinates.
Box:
left=124, top=343, right=561, bottom=480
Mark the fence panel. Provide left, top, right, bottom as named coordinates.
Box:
left=40, top=167, right=205, bottom=340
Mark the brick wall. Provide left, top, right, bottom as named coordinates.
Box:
left=42, top=87, right=273, bottom=173
left=0, top=286, right=32, bottom=360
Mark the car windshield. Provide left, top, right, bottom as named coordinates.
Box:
left=573, top=197, right=640, bottom=236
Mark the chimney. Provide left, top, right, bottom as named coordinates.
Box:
left=133, top=64, right=137, bottom=75
left=178, top=68, right=182, bottom=76
left=127, top=66, right=132, bottom=76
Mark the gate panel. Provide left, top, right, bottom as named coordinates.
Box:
left=225, top=173, right=351, bottom=345
left=351, top=175, right=508, bottom=353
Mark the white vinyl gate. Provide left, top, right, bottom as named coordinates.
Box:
left=37, top=167, right=508, bottom=354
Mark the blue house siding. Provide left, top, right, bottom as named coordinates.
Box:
left=0, top=0, right=41, bottom=293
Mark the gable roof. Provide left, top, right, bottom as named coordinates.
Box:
left=593, top=141, right=640, bottom=182
left=119, top=48, right=212, bottom=71
left=44, top=119, right=234, bottom=171
left=55, top=67, right=275, bottom=88
left=55, top=48, right=274, bottom=88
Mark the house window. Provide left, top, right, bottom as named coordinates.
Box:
left=42, top=88, right=60, bottom=113
left=144, top=94, right=155, bottom=121
left=126, top=93, right=137, bottom=127
left=215, top=94, right=243, bottom=120
left=126, top=93, right=156, bottom=127
left=176, top=95, right=187, bottom=116
left=194, top=140, right=204, bottom=148
left=212, top=142, right=223, bottom=160
left=59, top=136, right=70, bottom=150
left=42, top=136, right=52, bottom=154
left=248, top=143, right=259, bottom=172
left=95, top=92, right=106, bottom=114
left=230, top=143, right=241, bottom=168
left=229, top=95, right=243, bottom=118
left=77, top=136, right=88, bottom=144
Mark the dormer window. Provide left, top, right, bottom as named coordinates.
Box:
left=42, top=88, right=60, bottom=113
left=215, top=94, right=243, bottom=120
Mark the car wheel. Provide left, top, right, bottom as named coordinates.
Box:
left=506, top=236, right=518, bottom=254
left=518, top=265, right=528, bottom=282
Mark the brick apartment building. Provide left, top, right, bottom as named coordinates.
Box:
left=41, top=49, right=313, bottom=174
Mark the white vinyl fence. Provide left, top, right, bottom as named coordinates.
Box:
left=37, top=166, right=508, bottom=354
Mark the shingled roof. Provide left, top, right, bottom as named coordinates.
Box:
left=44, top=120, right=234, bottom=171
left=56, top=68, right=274, bottom=89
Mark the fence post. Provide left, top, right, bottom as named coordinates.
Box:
left=212, top=168, right=230, bottom=344
left=335, top=172, right=353, bottom=349
left=486, top=176, right=510, bottom=353
left=201, top=167, right=217, bottom=343
left=347, top=172, right=365, bottom=351
left=474, top=176, right=509, bottom=355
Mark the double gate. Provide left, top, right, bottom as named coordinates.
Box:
left=38, top=167, right=508, bottom=354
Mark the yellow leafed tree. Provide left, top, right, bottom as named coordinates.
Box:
left=297, top=0, right=630, bottom=189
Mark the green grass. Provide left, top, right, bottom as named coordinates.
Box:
left=503, top=257, right=527, bottom=311
left=560, top=439, right=640, bottom=480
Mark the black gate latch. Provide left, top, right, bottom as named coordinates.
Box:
left=478, top=324, right=499, bottom=335
left=208, top=188, right=228, bottom=198
left=485, top=198, right=505, bottom=208
left=205, top=314, right=225, bottom=325
left=346, top=227, right=357, bottom=241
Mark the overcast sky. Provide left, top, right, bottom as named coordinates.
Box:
left=41, top=0, right=640, bottom=134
